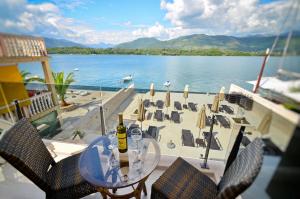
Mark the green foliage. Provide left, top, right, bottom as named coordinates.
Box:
left=47, top=47, right=265, bottom=56
left=20, top=70, right=45, bottom=84
left=72, top=130, right=85, bottom=140
left=52, top=71, right=75, bottom=106
left=289, top=86, right=300, bottom=92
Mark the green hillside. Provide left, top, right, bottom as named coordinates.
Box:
left=116, top=34, right=300, bottom=53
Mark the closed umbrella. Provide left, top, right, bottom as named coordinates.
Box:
left=211, top=95, right=220, bottom=113
left=183, top=84, right=189, bottom=104
left=150, top=83, right=155, bottom=102
left=219, top=86, right=225, bottom=101
left=137, top=98, right=145, bottom=130
left=257, top=112, right=272, bottom=135
left=165, top=90, right=170, bottom=113
left=197, top=105, right=206, bottom=137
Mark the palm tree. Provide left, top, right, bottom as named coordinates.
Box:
left=52, top=72, right=75, bottom=106
left=20, top=70, right=45, bottom=85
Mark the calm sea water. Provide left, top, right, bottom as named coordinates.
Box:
left=19, top=55, right=300, bottom=93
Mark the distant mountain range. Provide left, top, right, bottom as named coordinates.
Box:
left=45, top=32, right=300, bottom=52
left=44, top=38, right=114, bottom=48
left=44, top=37, right=85, bottom=48
left=87, top=42, right=114, bottom=48
left=116, top=33, right=300, bottom=52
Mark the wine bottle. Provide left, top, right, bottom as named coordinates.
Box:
left=117, top=113, right=127, bottom=153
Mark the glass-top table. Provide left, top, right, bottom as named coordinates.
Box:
left=79, top=133, right=160, bottom=198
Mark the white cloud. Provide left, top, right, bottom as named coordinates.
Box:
left=0, top=0, right=298, bottom=45
left=132, top=22, right=204, bottom=40
left=160, top=0, right=298, bottom=35
left=0, top=0, right=137, bottom=44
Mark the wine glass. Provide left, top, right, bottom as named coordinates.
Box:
left=131, top=128, right=142, bottom=149
left=130, top=128, right=143, bottom=170
left=107, top=130, right=117, bottom=150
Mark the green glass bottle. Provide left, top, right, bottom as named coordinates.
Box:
left=117, top=113, right=127, bottom=153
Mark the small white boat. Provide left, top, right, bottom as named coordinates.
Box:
left=74, top=68, right=79, bottom=71
left=122, top=75, right=133, bottom=82
left=164, top=81, right=171, bottom=87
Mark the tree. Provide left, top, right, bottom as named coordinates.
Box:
left=52, top=71, right=75, bottom=106
left=20, top=70, right=45, bottom=85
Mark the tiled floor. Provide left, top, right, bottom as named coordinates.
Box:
left=0, top=162, right=164, bottom=199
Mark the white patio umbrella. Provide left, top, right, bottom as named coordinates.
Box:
left=219, top=86, right=225, bottom=101
left=211, top=95, right=220, bottom=113
left=197, top=105, right=206, bottom=137
left=165, top=90, right=170, bottom=113
left=137, top=98, right=145, bottom=130
left=150, top=83, right=155, bottom=102
left=183, top=84, right=189, bottom=104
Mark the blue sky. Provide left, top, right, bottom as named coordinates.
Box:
left=0, top=0, right=297, bottom=44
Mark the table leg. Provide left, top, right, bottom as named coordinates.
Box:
left=98, top=188, right=107, bottom=199
left=96, top=176, right=149, bottom=199
left=142, top=183, right=147, bottom=196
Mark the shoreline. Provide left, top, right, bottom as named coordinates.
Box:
left=47, top=47, right=270, bottom=56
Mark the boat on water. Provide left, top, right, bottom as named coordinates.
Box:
left=74, top=68, right=79, bottom=71
left=164, top=81, right=171, bottom=87
left=122, top=75, right=133, bottom=82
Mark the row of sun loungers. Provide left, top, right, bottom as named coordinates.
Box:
left=181, top=129, right=222, bottom=150
left=153, top=110, right=181, bottom=123
left=144, top=99, right=198, bottom=112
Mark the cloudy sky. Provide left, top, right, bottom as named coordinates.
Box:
left=0, top=0, right=297, bottom=44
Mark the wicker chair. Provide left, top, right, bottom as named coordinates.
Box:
left=0, top=118, right=97, bottom=199
left=151, top=138, right=264, bottom=199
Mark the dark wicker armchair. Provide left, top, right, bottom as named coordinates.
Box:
left=151, top=138, right=264, bottom=199
left=0, top=118, right=97, bottom=199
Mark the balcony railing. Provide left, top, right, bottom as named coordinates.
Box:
left=0, top=92, right=55, bottom=122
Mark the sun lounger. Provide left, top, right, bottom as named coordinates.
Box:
left=143, top=99, right=150, bottom=108
left=181, top=129, right=195, bottom=147
left=156, top=100, right=164, bottom=109
left=195, top=138, right=206, bottom=148
left=188, top=102, right=197, bottom=112
left=222, top=105, right=234, bottom=114
left=171, top=111, right=180, bottom=123
left=216, top=115, right=231, bottom=128
left=147, top=126, right=158, bottom=141
left=203, top=131, right=221, bottom=150
left=146, top=112, right=153, bottom=120
left=154, top=110, right=163, bottom=121
left=174, top=101, right=182, bottom=110
left=80, top=91, right=89, bottom=96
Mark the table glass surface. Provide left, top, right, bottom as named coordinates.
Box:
left=79, top=134, right=160, bottom=188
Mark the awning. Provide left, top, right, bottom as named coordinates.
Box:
left=0, top=65, right=30, bottom=114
